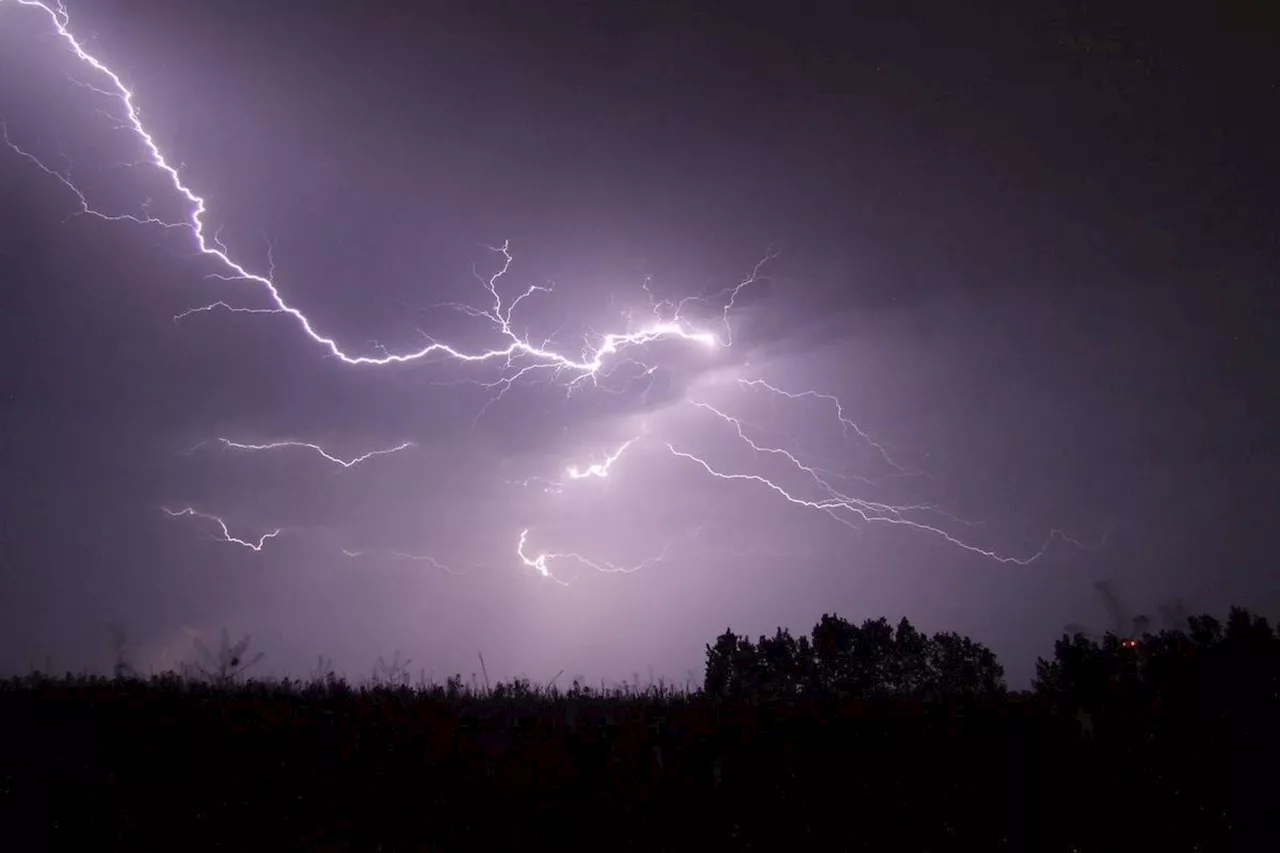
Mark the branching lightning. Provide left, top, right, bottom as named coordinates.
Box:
left=563, top=436, right=639, bottom=481
left=663, top=394, right=1075, bottom=565
left=516, top=527, right=699, bottom=586
left=4, top=0, right=1097, bottom=579
left=736, top=378, right=913, bottom=474
left=162, top=507, right=279, bottom=551
left=214, top=438, right=415, bottom=469
left=2, top=0, right=749, bottom=387
left=507, top=435, right=642, bottom=493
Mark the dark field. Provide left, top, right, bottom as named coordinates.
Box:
left=1, top=665, right=1274, bottom=850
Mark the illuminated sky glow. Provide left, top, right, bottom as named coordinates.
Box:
left=1, top=0, right=1272, bottom=685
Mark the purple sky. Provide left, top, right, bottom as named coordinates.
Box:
left=1, top=0, right=1275, bottom=687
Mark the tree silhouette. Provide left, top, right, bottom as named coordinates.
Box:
left=1034, top=606, right=1279, bottom=723
left=704, top=613, right=1005, bottom=700
left=372, top=650, right=412, bottom=688
left=928, top=631, right=1004, bottom=698
left=192, top=627, right=265, bottom=686
left=756, top=627, right=814, bottom=697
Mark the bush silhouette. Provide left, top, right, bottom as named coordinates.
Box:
left=0, top=605, right=1275, bottom=850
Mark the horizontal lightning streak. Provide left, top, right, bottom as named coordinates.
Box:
left=173, top=302, right=284, bottom=323
left=686, top=400, right=946, bottom=518
left=216, top=438, right=415, bottom=469
left=516, top=527, right=698, bottom=585
left=662, top=441, right=1066, bottom=565
left=389, top=551, right=475, bottom=576
left=162, top=506, right=279, bottom=551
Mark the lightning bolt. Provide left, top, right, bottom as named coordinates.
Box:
left=736, top=378, right=913, bottom=474
left=685, top=399, right=946, bottom=513
left=516, top=527, right=698, bottom=585
left=389, top=551, right=476, bottom=577
left=505, top=435, right=641, bottom=494
left=162, top=507, right=279, bottom=551
left=173, top=302, right=285, bottom=323
left=214, top=438, right=415, bottom=469
left=4, top=0, right=1097, bottom=576
left=1, top=0, right=749, bottom=390
left=563, top=436, right=640, bottom=481
left=662, top=421, right=1065, bottom=565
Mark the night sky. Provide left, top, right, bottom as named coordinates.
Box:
left=1, top=0, right=1275, bottom=688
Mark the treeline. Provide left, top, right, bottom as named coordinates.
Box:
left=701, top=606, right=1280, bottom=716
left=0, top=606, right=1276, bottom=851
left=703, top=614, right=1005, bottom=701
left=1034, top=607, right=1279, bottom=714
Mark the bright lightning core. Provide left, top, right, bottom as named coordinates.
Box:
left=564, top=437, right=639, bottom=481
left=2, top=0, right=1091, bottom=575
left=3, top=2, right=744, bottom=379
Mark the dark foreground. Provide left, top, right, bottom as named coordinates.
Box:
left=0, top=676, right=1273, bottom=851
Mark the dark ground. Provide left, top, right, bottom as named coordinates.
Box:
left=1, top=675, right=1272, bottom=851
